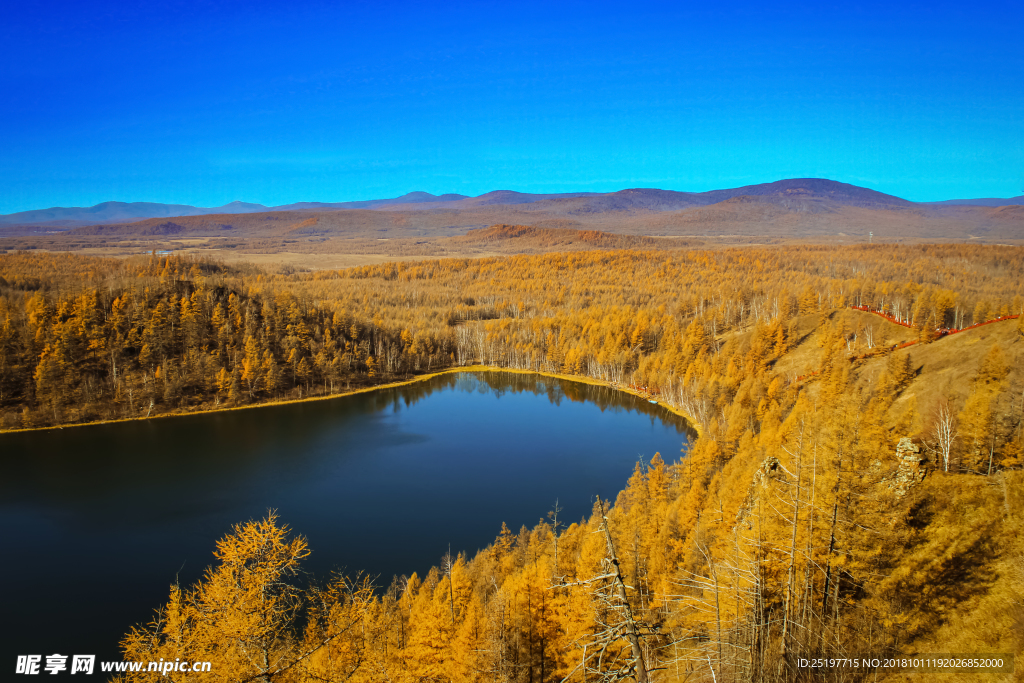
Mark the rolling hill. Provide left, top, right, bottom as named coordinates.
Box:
left=3, top=180, right=1023, bottom=251
left=6, top=178, right=1018, bottom=229
left=0, top=192, right=475, bottom=228
left=926, top=195, right=1024, bottom=207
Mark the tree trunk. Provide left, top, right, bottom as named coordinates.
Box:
left=598, top=499, right=650, bottom=683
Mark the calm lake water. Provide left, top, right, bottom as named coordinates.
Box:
left=0, top=371, right=691, bottom=663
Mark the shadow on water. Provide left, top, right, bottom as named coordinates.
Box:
left=0, top=370, right=692, bottom=663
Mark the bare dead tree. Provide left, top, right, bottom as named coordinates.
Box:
left=925, top=399, right=958, bottom=471
left=549, top=499, right=563, bottom=580
left=556, top=497, right=651, bottom=683
left=667, top=529, right=761, bottom=683
left=442, top=546, right=456, bottom=631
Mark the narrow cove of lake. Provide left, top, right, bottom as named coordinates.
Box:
left=0, top=371, right=692, bottom=664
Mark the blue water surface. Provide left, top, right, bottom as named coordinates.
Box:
left=0, top=371, right=691, bottom=663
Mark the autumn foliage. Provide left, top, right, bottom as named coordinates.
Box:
left=3, top=244, right=1024, bottom=681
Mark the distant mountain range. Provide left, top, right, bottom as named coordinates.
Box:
left=4, top=179, right=1021, bottom=229
left=923, top=197, right=1024, bottom=207
left=0, top=193, right=468, bottom=227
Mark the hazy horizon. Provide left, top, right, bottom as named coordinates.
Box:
left=5, top=178, right=1024, bottom=218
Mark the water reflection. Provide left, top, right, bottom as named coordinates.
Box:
left=0, top=371, right=691, bottom=663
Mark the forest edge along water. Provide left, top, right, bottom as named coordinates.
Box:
left=0, top=370, right=694, bottom=667
left=0, top=365, right=703, bottom=437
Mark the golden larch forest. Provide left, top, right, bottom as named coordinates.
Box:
left=1, top=244, right=1023, bottom=682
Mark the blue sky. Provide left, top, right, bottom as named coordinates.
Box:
left=1, top=0, right=1021, bottom=213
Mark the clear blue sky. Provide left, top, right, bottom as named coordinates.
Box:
left=1, top=0, right=1021, bottom=213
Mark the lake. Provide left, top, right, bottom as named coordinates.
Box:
left=0, top=371, right=692, bottom=664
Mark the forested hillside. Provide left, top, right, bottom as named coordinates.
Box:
left=2, top=245, right=1023, bottom=682
left=2, top=244, right=1023, bottom=431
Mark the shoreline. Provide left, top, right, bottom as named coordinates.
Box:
left=0, top=365, right=700, bottom=437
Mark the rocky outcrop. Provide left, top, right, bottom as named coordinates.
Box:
left=735, top=455, right=784, bottom=529
left=890, top=437, right=925, bottom=496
